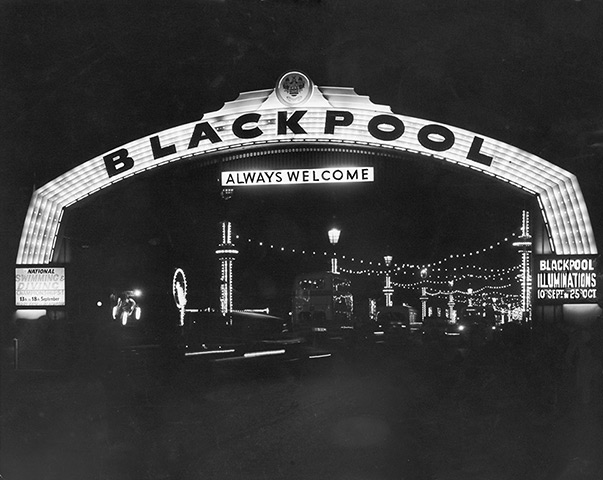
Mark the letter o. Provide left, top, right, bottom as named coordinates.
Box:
left=418, top=124, right=455, bottom=152
left=368, top=115, right=405, bottom=141
left=333, top=169, right=343, bottom=180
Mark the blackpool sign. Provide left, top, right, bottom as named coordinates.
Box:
left=534, top=255, right=598, bottom=304
left=16, top=71, right=597, bottom=265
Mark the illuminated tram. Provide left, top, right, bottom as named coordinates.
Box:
left=292, top=271, right=354, bottom=341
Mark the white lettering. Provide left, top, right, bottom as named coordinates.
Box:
left=220, top=167, right=374, bottom=187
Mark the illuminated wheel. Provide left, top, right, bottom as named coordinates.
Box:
left=172, top=268, right=188, bottom=326
left=172, top=268, right=187, bottom=308
left=135, top=306, right=141, bottom=320
left=121, top=310, right=128, bottom=326
left=112, top=305, right=119, bottom=320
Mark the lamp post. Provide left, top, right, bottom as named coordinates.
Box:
left=328, top=227, right=341, bottom=274
left=383, top=254, right=394, bottom=308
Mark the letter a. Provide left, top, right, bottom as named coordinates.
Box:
left=188, top=122, right=222, bottom=148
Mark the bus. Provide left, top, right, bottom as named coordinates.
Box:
left=292, top=271, right=354, bottom=342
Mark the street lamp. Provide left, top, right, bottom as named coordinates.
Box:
left=383, top=254, right=394, bottom=307
left=328, top=227, right=341, bottom=274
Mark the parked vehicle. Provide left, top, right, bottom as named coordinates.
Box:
left=446, top=307, right=498, bottom=346
left=181, top=310, right=332, bottom=374
left=292, top=271, right=354, bottom=344
left=111, top=290, right=142, bottom=326
left=421, top=315, right=451, bottom=341
left=356, top=305, right=419, bottom=345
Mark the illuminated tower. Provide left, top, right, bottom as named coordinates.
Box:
left=513, top=210, right=532, bottom=321
left=447, top=279, right=456, bottom=321
left=216, top=221, right=238, bottom=315
left=383, top=255, right=394, bottom=307
left=420, top=267, right=429, bottom=321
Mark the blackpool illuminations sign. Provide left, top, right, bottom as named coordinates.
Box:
left=534, top=255, right=598, bottom=304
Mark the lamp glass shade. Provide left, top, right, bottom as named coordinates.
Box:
left=328, top=228, right=341, bottom=245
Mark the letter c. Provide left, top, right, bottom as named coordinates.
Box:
left=233, top=113, right=263, bottom=139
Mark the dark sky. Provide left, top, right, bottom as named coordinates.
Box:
left=2, top=0, right=603, bottom=314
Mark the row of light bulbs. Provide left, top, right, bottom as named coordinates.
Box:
left=236, top=230, right=523, bottom=276
left=393, top=279, right=518, bottom=290
left=340, top=267, right=520, bottom=283
left=422, top=287, right=521, bottom=308
left=421, top=233, right=519, bottom=268
left=422, top=283, right=518, bottom=297
left=233, top=232, right=524, bottom=309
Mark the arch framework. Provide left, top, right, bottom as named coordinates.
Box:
left=16, top=74, right=597, bottom=265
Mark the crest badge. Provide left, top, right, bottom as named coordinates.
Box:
left=276, top=71, right=313, bottom=106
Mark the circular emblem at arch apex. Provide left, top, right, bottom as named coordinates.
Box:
left=275, top=71, right=313, bottom=106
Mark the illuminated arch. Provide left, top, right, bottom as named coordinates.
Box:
left=17, top=74, right=597, bottom=264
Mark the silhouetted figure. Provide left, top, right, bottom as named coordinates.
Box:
left=564, top=328, right=601, bottom=405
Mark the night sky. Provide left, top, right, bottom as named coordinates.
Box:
left=2, top=0, right=603, bottom=317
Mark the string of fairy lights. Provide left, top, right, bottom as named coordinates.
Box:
left=422, top=284, right=520, bottom=305
left=233, top=230, right=524, bottom=311
left=234, top=231, right=520, bottom=274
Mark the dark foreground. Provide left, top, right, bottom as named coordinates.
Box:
left=2, top=336, right=603, bottom=480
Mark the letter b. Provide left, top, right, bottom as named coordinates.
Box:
left=104, top=149, right=134, bottom=177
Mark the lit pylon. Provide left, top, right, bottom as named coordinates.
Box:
left=512, top=210, right=532, bottom=321
left=383, top=255, right=393, bottom=307
left=216, top=221, right=238, bottom=316
left=448, top=280, right=455, bottom=321
left=420, top=268, right=429, bottom=321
